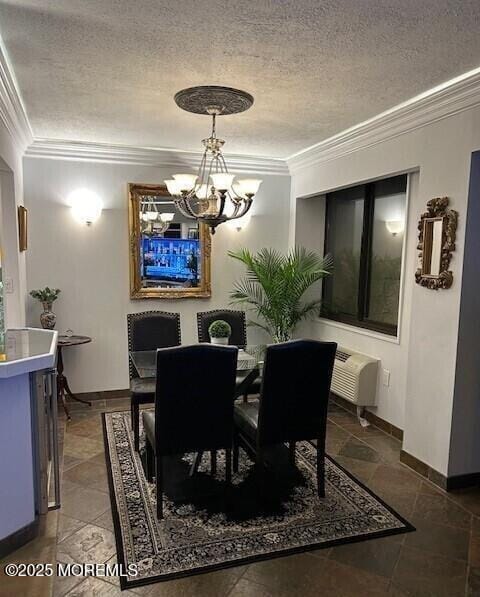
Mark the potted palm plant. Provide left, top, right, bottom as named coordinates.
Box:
left=208, top=320, right=232, bottom=345
left=229, top=247, right=332, bottom=342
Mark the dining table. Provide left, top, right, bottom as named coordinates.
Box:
left=129, top=345, right=265, bottom=399
left=129, top=345, right=266, bottom=475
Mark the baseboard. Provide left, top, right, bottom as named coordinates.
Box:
left=445, top=472, right=480, bottom=491
left=0, top=518, right=39, bottom=559
left=399, top=450, right=480, bottom=491
left=66, top=388, right=130, bottom=402
left=330, top=394, right=403, bottom=441
left=400, top=450, right=449, bottom=490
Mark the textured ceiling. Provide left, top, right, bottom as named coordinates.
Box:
left=1, top=0, right=480, bottom=158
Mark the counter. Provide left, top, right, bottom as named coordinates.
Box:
left=0, top=328, right=58, bottom=557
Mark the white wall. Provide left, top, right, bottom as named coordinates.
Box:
left=294, top=174, right=417, bottom=432
left=23, top=158, right=291, bottom=394
left=0, top=119, right=26, bottom=328
left=291, top=105, right=480, bottom=476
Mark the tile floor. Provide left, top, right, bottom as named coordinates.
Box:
left=2, top=397, right=480, bottom=596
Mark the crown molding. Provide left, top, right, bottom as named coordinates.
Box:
left=13, top=56, right=480, bottom=176
left=25, top=138, right=290, bottom=176
left=0, top=37, right=33, bottom=152
left=287, top=67, right=480, bottom=173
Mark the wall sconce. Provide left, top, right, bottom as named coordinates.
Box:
left=385, top=220, right=404, bottom=236
left=69, top=189, right=103, bottom=226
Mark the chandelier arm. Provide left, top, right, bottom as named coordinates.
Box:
left=219, top=153, right=229, bottom=173
left=180, top=201, right=198, bottom=219
left=228, top=190, right=243, bottom=204
left=217, top=193, right=227, bottom=219
left=173, top=197, right=197, bottom=219
left=231, top=198, right=253, bottom=220
left=206, top=152, right=217, bottom=181
left=230, top=202, right=242, bottom=218
left=172, top=197, right=188, bottom=216
left=181, top=197, right=202, bottom=219
left=195, top=150, right=208, bottom=190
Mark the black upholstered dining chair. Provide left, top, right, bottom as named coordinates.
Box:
left=197, top=309, right=248, bottom=347
left=197, top=309, right=260, bottom=400
left=127, top=311, right=181, bottom=451
left=233, top=339, right=337, bottom=498
left=142, top=344, right=238, bottom=519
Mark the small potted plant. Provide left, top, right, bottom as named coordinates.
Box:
left=30, top=287, right=61, bottom=330
left=208, top=320, right=231, bottom=345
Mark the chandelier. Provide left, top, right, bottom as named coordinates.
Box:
left=165, top=86, right=262, bottom=234
left=140, top=198, right=175, bottom=237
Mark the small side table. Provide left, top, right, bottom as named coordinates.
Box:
left=57, top=335, right=92, bottom=419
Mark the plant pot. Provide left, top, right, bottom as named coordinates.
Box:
left=40, top=302, right=56, bottom=330
left=210, top=336, right=229, bottom=345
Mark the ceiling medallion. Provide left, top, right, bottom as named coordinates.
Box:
left=174, top=86, right=254, bottom=115
left=165, top=86, right=261, bottom=234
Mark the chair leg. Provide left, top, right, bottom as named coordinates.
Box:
left=317, top=443, right=325, bottom=498
left=289, top=441, right=296, bottom=467
left=256, top=447, right=266, bottom=498
left=145, top=438, right=154, bottom=482
left=210, top=450, right=217, bottom=476
left=243, top=393, right=248, bottom=403
left=190, top=451, right=203, bottom=476
left=132, top=401, right=140, bottom=452
left=156, top=456, right=163, bottom=519
left=233, top=434, right=239, bottom=473
left=225, top=448, right=232, bottom=485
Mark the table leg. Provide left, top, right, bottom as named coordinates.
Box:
left=57, top=378, right=71, bottom=420
left=56, top=347, right=91, bottom=420
left=63, top=375, right=92, bottom=407
left=234, top=367, right=260, bottom=400
left=189, top=452, right=203, bottom=477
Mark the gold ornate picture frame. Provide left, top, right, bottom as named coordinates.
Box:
left=128, top=183, right=211, bottom=299
left=18, top=205, right=28, bottom=252
left=415, top=197, right=458, bottom=290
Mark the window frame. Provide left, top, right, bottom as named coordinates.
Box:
left=321, top=175, right=407, bottom=337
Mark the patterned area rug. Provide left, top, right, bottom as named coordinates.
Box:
left=102, top=411, right=414, bottom=590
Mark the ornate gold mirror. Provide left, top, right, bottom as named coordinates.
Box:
left=128, top=183, right=211, bottom=299
left=415, top=197, right=458, bottom=290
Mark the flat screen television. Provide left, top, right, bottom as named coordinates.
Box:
left=141, top=237, right=201, bottom=288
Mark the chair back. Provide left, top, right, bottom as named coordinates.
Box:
left=127, top=311, right=181, bottom=379
left=197, top=309, right=247, bottom=347
left=155, top=344, right=238, bottom=455
left=257, top=339, right=337, bottom=446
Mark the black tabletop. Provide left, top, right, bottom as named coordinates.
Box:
left=58, top=335, right=92, bottom=348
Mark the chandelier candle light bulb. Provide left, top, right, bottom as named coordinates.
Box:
left=165, top=179, right=183, bottom=196
left=173, top=174, right=198, bottom=192
left=159, top=212, right=175, bottom=223
left=237, top=179, right=262, bottom=196
left=210, top=173, right=236, bottom=192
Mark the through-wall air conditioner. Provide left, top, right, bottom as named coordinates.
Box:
left=331, top=346, right=379, bottom=406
